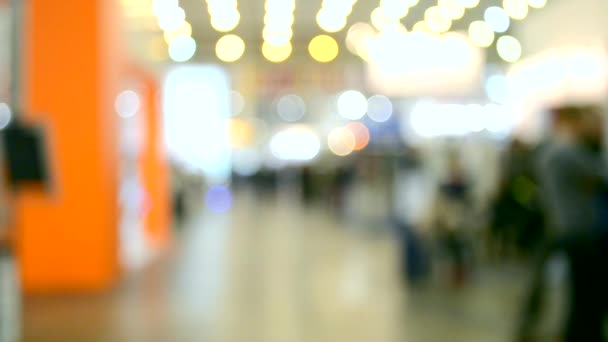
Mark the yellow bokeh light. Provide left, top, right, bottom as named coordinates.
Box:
left=163, top=22, right=192, bottom=44
left=468, top=20, right=495, bottom=48
left=210, top=13, right=241, bottom=32
left=425, top=6, right=452, bottom=33
left=412, top=21, right=434, bottom=34
left=371, top=7, right=395, bottom=32
left=228, top=118, right=254, bottom=148
left=527, top=0, right=547, bottom=8
left=262, top=41, right=293, bottom=63
left=309, top=35, right=339, bottom=63
left=216, top=34, right=246, bottom=62
left=439, top=0, right=465, bottom=20
left=328, top=127, right=356, bottom=157
left=503, top=0, right=529, bottom=20
left=497, top=35, right=522, bottom=63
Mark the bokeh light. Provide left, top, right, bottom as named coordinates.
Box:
left=317, top=11, right=348, bottom=33
left=262, top=42, right=293, bottom=63
left=309, top=35, right=339, bottom=63
left=484, top=6, right=510, bottom=33
left=485, top=74, right=509, bottom=103
left=163, top=22, right=192, bottom=44
left=346, top=122, right=371, bottom=151
left=379, top=0, right=410, bottom=20
left=216, top=34, right=246, bottom=63
left=270, top=125, right=321, bottom=161
left=168, top=35, right=196, bottom=62
left=503, top=0, right=529, bottom=20
left=115, top=90, right=141, bottom=118
left=205, top=185, right=233, bottom=213
left=277, top=94, right=306, bottom=122
left=497, top=35, right=522, bottom=63
left=231, top=90, right=245, bottom=116
left=328, top=126, right=356, bottom=156
left=527, top=0, right=546, bottom=9
left=366, top=95, right=393, bottom=122
left=425, top=6, right=452, bottom=33
left=0, top=103, right=12, bottom=129
left=346, top=22, right=375, bottom=56
left=438, top=0, right=465, bottom=20
left=157, top=6, right=185, bottom=31
left=337, top=90, right=368, bottom=120
left=228, top=118, right=254, bottom=148
left=210, top=13, right=241, bottom=32
left=468, top=21, right=495, bottom=48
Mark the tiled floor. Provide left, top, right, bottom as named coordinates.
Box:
left=22, top=187, right=527, bottom=341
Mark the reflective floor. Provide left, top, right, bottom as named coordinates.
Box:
left=23, top=187, right=527, bottom=341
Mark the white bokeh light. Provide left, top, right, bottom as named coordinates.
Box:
left=270, top=126, right=321, bottom=161
left=277, top=94, right=306, bottom=122
left=169, top=36, right=197, bottom=62
left=366, top=95, right=393, bottom=122
left=486, top=74, right=509, bottom=104
left=337, top=90, right=368, bottom=120
left=0, top=103, right=12, bottom=129
left=484, top=6, right=510, bottom=33
left=115, top=90, right=141, bottom=118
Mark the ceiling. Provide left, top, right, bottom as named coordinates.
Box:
left=127, top=0, right=516, bottom=63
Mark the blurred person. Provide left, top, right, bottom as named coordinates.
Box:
left=431, top=152, right=473, bottom=288
left=490, top=139, right=544, bottom=260
left=518, top=105, right=608, bottom=341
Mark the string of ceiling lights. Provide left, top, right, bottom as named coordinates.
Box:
left=153, top=0, right=547, bottom=64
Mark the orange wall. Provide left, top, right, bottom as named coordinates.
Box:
left=17, top=0, right=123, bottom=292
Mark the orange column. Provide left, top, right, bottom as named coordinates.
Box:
left=16, top=0, right=123, bottom=292
left=135, top=69, right=172, bottom=250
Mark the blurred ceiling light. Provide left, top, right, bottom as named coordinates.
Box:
left=115, top=90, right=141, bottom=118
left=263, top=28, right=293, bottom=46
left=367, top=95, right=393, bottom=122
left=262, top=41, right=292, bottom=63
left=228, top=118, right=254, bottom=148
left=168, top=35, right=197, bottom=62
left=210, top=12, right=241, bottom=32
left=468, top=20, right=494, bottom=48
left=157, top=6, right=186, bottom=31
left=484, top=6, right=510, bottom=33
left=425, top=6, right=452, bottom=33
left=346, top=122, right=371, bottom=150
left=206, top=0, right=241, bottom=32
left=263, top=0, right=295, bottom=54
left=270, top=125, right=321, bottom=161
left=497, top=35, right=522, bottom=63
left=309, top=35, right=340, bottom=63
left=231, top=90, right=245, bottom=116
left=527, top=0, right=546, bottom=9
left=163, top=21, right=192, bottom=44
left=317, top=11, right=348, bottom=33
left=0, top=103, right=12, bottom=129
left=337, top=90, right=368, bottom=120
left=456, top=0, right=479, bottom=9
left=328, top=127, right=356, bottom=156
left=216, top=34, right=246, bottom=63
left=412, top=21, right=434, bottom=33
left=317, top=0, right=358, bottom=33
left=503, top=0, right=529, bottom=20
left=371, top=7, right=396, bottom=32
left=438, top=0, right=465, bottom=20
left=277, top=94, right=306, bottom=122
left=346, top=22, right=375, bottom=55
